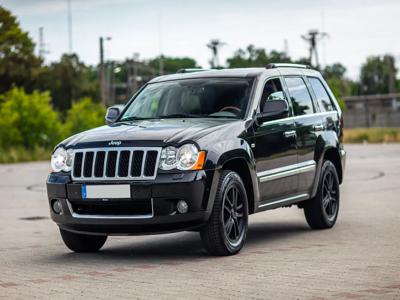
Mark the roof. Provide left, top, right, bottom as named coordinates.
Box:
left=148, top=65, right=321, bottom=83
left=148, top=68, right=265, bottom=83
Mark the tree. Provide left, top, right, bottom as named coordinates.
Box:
left=38, top=54, right=100, bottom=113
left=0, top=87, right=61, bottom=149
left=0, top=6, right=42, bottom=93
left=322, top=63, right=352, bottom=111
left=227, top=45, right=291, bottom=68
left=360, top=55, right=397, bottom=95
left=323, top=63, right=347, bottom=79
left=149, top=56, right=198, bottom=74
left=62, top=97, right=106, bottom=137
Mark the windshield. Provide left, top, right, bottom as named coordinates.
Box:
left=119, top=78, right=254, bottom=121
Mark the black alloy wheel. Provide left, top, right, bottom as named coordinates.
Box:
left=222, top=184, right=245, bottom=247
left=304, top=160, right=340, bottom=229
left=200, top=170, right=248, bottom=256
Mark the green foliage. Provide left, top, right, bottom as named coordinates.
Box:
left=360, top=55, right=397, bottom=95
left=62, top=98, right=106, bottom=137
left=322, top=63, right=353, bottom=111
left=149, top=56, right=198, bottom=73
left=0, top=6, right=42, bottom=94
left=227, top=45, right=291, bottom=68
left=38, top=54, right=100, bottom=113
left=0, top=87, right=61, bottom=149
left=0, top=146, right=50, bottom=163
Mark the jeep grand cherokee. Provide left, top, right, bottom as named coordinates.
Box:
left=47, top=63, right=346, bottom=256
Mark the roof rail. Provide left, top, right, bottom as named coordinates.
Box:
left=176, top=68, right=211, bottom=74
left=265, top=63, right=312, bottom=69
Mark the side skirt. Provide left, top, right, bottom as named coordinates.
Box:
left=256, top=193, right=310, bottom=212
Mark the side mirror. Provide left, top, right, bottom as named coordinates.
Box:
left=105, top=105, right=124, bottom=125
left=256, top=99, right=289, bottom=125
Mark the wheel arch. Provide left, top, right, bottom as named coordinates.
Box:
left=222, top=157, right=257, bottom=214
left=311, top=145, right=343, bottom=198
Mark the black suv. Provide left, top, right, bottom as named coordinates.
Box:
left=47, top=63, right=346, bottom=256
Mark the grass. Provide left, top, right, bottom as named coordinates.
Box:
left=0, top=146, right=51, bottom=163
left=344, top=128, right=400, bottom=143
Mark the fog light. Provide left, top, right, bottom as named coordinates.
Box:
left=52, top=200, right=62, bottom=214
left=176, top=200, right=188, bottom=214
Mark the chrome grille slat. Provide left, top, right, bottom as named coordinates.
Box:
left=91, top=152, right=97, bottom=178
left=71, top=147, right=161, bottom=181
left=127, top=150, right=133, bottom=177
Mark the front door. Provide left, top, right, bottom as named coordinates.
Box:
left=252, top=77, right=298, bottom=204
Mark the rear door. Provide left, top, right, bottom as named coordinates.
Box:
left=283, top=76, right=320, bottom=195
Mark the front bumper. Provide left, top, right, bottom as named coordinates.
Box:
left=46, top=170, right=214, bottom=235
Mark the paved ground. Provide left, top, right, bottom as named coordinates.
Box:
left=0, top=144, right=399, bottom=299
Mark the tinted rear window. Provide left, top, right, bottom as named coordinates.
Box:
left=309, top=77, right=335, bottom=112
left=284, top=77, right=315, bottom=116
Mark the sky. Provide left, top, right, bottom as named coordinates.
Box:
left=1, top=0, right=400, bottom=79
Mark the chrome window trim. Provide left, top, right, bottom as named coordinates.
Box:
left=71, top=147, right=161, bottom=181
left=258, top=193, right=309, bottom=209
left=260, top=111, right=337, bottom=127
left=66, top=199, right=154, bottom=219
left=257, top=160, right=316, bottom=183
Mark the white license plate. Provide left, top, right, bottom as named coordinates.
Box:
left=82, top=184, right=131, bottom=199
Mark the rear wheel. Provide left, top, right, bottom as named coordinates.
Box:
left=200, top=170, right=248, bottom=256
left=60, top=229, right=107, bottom=253
left=304, top=160, right=340, bottom=229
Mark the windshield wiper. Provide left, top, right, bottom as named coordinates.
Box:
left=118, top=116, right=154, bottom=122
left=207, top=115, right=238, bottom=119
left=158, top=113, right=203, bottom=119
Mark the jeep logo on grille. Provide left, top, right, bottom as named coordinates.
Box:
left=108, top=140, right=122, bottom=146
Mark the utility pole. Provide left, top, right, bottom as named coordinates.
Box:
left=158, top=15, right=164, bottom=75
left=301, top=30, right=328, bottom=69
left=99, top=37, right=111, bottom=106
left=38, top=27, right=49, bottom=59
left=67, top=0, right=72, bottom=53
left=283, top=39, right=289, bottom=58
left=207, top=39, right=225, bottom=68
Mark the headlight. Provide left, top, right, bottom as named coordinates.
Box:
left=159, top=146, right=178, bottom=170
left=159, top=144, right=206, bottom=171
left=51, top=147, right=73, bottom=172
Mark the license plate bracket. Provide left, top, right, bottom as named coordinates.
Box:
left=82, top=184, right=131, bottom=200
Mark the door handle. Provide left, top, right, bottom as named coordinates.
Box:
left=283, top=130, right=296, bottom=138
left=313, top=124, right=324, bottom=131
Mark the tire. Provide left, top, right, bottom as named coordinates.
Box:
left=60, top=229, right=107, bottom=253
left=304, top=160, right=340, bottom=229
left=200, top=170, right=249, bottom=256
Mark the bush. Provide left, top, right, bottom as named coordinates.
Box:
left=62, top=97, right=106, bottom=137
left=0, top=146, right=50, bottom=163
left=0, top=87, right=61, bottom=149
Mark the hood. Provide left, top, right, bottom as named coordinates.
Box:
left=61, top=118, right=241, bottom=148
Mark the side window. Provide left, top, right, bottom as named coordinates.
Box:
left=260, top=78, right=287, bottom=112
left=308, top=77, right=335, bottom=112
left=284, top=77, right=315, bottom=116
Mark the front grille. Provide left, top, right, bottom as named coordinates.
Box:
left=71, top=147, right=161, bottom=181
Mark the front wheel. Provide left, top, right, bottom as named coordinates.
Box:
left=60, top=229, right=107, bottom=253
left=304, top=160, right=340, bottom=229
left=200, top=170, right=249, bottom=256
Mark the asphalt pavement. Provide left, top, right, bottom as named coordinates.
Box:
left=0, top=144, right=399, bottom=299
